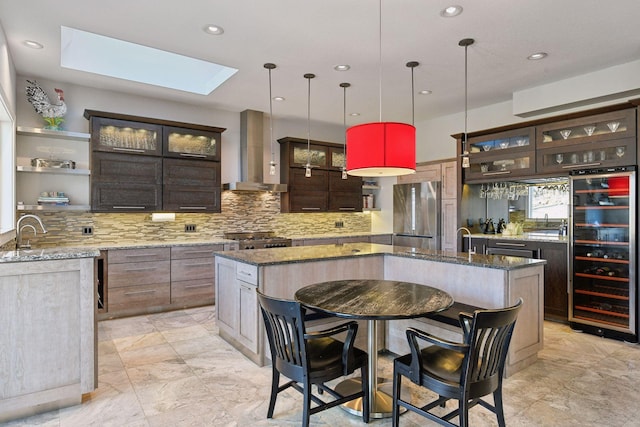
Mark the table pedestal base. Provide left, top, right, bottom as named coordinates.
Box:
left=335, top=378, right=407, bottom=419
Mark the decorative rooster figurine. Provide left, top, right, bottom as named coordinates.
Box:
left=25, top=79, right=67, bottom=130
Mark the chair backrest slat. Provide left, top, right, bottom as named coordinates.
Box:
left=463, top=298, right=522, bottom=385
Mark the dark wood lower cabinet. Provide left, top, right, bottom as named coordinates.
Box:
left=538, top=242, right=569, bottom=322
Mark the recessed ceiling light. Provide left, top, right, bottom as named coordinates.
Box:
left=60, top=26, right=237, bottom=95
left=350, top=112, right=360, bottom=116
left=527, top=52, right=548, bottom=60
left=24, top=40, right=43, bottom=49
left=273, top=96, right=285, bottom=101
left=419, top=90, right=432, bottom=95
left=334, top=64, right=350, bottom=71
left=440, top=5, right=463, bottom=17
left=203, top=25, right=224, bottom=35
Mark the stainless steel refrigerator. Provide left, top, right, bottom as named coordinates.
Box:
left=569, top=166, right=637, bottom=342
left=392, top=182, right=441, bottom=250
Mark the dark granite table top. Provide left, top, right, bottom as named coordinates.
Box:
left=214, top=242, right=546, bottom=271
left=295, top=279, right=454, bottom=320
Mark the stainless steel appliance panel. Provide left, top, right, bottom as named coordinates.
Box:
left=393, top=182, right=441, bottom=250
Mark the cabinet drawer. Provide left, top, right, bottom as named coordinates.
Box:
left=236, top=263, right=258, bottom=286
left=108, top=247, right=170, bottom=264
left=171, top=278, right=214, bottom=306
left=108, top=260, right=171, bottom=288
left=171, top=258, right=214, bottom=281
left=109, top=283, right=170, bottom=310
left=171, top=245, right=223, bottom=259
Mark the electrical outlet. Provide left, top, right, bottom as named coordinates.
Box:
left=335, top=221, right=344, bottom=228
left=82, top=226, right=93, bottom=236
left=185, top=224, right=197, bottom=233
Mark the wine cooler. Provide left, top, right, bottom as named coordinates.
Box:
left=570, top=166, right=636, bottom=342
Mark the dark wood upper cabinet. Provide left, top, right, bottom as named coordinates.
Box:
left=279, top=137, right=362, bottom=213
left=163, top=158, right=221, bottom=212
left=91, top=152, right=162, bottom=212
left=88, top=116, right=163, bottom=156
left=163, top=126, right=221, bottom=161
left=85, top=110, right=224, bottom=212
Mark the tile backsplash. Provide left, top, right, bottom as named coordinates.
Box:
left=7, top=191, right=371, bottom=249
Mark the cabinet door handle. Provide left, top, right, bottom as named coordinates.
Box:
left=483, top=171, right=511, bottom=176
left=301, top=207, right=321, bottom=211
left=181, top=261, right=211, bottom=267
left=124, top=266, right=160, bottom=272
left=124, top=289, right=156, bottom=296
left=179, top=153, right=207, bottom=158
left=112, top=206, right=146, bottom=209
left=185, top=284, right=212, bottom=289
left=339, top=207, right=356, bottom=211
left=495, top=242, right=526, bottom=247
left=179, top=206, right=207, bottom=210
left=125, top=253, right=161, bottom=258
left=562, top=162, right=601, bottom=169
left=183, top=251, right=214, bottom=256
left=113, top=147, right=146, bottom=153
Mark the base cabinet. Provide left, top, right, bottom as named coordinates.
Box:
left=0, top=258, right=96, bottom=422
left=215, top=257, right=260, bottom=357
left=104, top=244, right=220, bottom=318
left=170, top=245, right=219, bottom=307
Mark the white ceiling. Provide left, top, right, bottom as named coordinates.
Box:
left=2, top=0, right=640, bottom=127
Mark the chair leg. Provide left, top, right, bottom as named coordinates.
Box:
left=391, top=370, right=401, bottom=427
left=302, top=380, right=312, bottom=427
left=494, top=389, right=506, bottom=427
left=267, top=369, right=280, bottom=418
left=459, top=398, right=469, bottom=427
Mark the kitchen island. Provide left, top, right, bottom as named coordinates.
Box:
left=214, top=243, right=545, bottom=376
left=0, top=247, right=99, bottom=422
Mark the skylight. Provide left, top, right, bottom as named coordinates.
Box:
left=60, top=26, right=237, bottom=95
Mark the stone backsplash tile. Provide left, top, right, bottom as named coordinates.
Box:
left=12, top=192, right=371, bottom=248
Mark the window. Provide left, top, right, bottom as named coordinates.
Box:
left=527, top=182, right=569, bottom=220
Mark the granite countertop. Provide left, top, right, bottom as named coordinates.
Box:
left=465, top=232, right=568, bottom=244
left=214, top=242, right=546, bottom=271
left=0, top=247, right=101, bottom=263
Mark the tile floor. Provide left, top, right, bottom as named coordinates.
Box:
left=7, top=305, right=640, bottom=426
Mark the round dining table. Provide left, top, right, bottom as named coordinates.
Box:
left=295, top=279, right=453, bottom=419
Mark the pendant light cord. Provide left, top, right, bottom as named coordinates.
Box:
left=267, top=65, right=275, bottom=163
left=458, top=38, right=474, bottom=152
left=378, top=0, right=382, bottom=123
left=304, top=73, right=315, bottom=165
left=340, top=82, right=351, bottom=159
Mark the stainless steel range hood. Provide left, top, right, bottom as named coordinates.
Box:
left=223, top=110, right=287, bottom=192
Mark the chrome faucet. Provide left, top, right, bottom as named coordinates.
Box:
left=16, top=214, right=47, bottom=249
left=456, top=226, right=475, bottom=255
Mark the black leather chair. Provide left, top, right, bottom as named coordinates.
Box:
left=257, top=291, right=370, bottom=426
left=392, top=298, right=523, bottom=427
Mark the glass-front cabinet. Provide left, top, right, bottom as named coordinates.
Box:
left=537, top=109, right=636, bottom=174
left=464, top=127, right=535, bottom=183
left=569, top=167, right=636, bottom=341
left=163, top=126, right=220, bottom=161
left=89, top=116, right=162, bottom=156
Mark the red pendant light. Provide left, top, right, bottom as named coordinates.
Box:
left=346, top=122, right=415, bottom=176
left=345, top=0, right=416, bottom=177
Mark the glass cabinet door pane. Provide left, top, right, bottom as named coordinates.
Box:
left=166, top=131, right=217, bottom=157
left=99, top=125, right=158, bottom=151
left=292, top=145, right=326, bottom=167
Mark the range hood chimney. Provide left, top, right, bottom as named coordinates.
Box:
left=224, top=110, right=287, bottom=192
